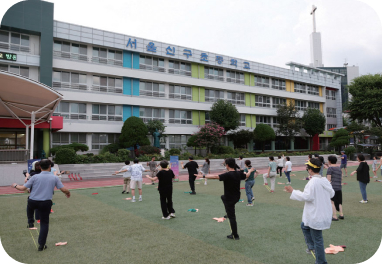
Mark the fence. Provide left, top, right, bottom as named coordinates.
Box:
left=0, top=150, right=29, bottom=162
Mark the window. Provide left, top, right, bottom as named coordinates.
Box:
left=327, top=108, right=337, bottom=118
left=92, top=133, right=119, bottom=150
left=227, top=92, right=245, bottom=105
left=52, top=71, right=87, bottom=90
left=256, top=116, right=271, bottom=126
left=169, top=110, right=192, bottom=124
left=53, top=41, right=87, bottom=61
left=92, top=104, right=122, bottom=121
left=294, top=83, right=306, bottom=93
left=273, top=117, right=279, bottom=128
left=307, top=85, right=319, bottom=95
left=271, top=79, right=286, bottom=90
left=327, top=124, right=336, bottom=130
left=0, top=132, right=26, bottom=149
left=139, top=107, right=165, bottom=123
left=204, top=67, right=224, bottom=81
left=139, top=81, right=165, bottom=97
left=54, top=102, right=87, bottom=120
left=169, top=60, right=191, bottom=76
left=205, top=89, right=224, bottom=102
left=240, top=114, right=246, bottom=126
left=255, top=95, right=271, bottom=108
left=92, top=47, right=122, bottom=66
left=169, top=135, right=191, bottom=150
left=0, top=31, right=30, bottom=52
left=226, top=70, right=244, bottom=84
left=254, top=75, right=269, bottom=88
left=92, top=76, right=122, bottom=93
left=0, top=64, right=8, bottom=72
left=295, top=100, right=307, bottom=111
left=140, top=55, right=165, bottom=72
left=308, top=102, right=320, bottom=109
left=52, top=133, right=86, bottom=147
left=326, top=90, right=336, bottom=100
left=169, top=85, right=192, bottom=100
left=272, top=97, right=286, bottom=108
left=7, top=65, right=29, bottom=77
left=205, top=112, right=210, bottom=124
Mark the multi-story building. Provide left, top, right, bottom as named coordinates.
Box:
left=0, top=0, right=344, bottom=156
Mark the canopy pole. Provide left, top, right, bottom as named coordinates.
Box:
left=26, top=125, right=29, bottom=158
left=30, top=112, right=35, bottom=160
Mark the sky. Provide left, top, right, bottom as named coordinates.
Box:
left=1, top=0, right=382, bottom=75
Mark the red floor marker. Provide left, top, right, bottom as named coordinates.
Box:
left=74, top=173, right=78, bottom=181
left=240, top=187, right=245, bottom=189
left=92, top=193, right=98, bottom=195
left=78, top=173, right=83, bottom=180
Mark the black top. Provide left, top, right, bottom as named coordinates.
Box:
left=356, top=162, right=370, bottom=184
left=156, top=169, right=175, bottom=191
left=219, top=170, right=246, bottom=200
left=184, top=161, right=199, bottom=178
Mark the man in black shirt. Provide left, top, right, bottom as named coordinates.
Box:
left=205, top=158, right=252, bottom=240
left=181, top=157, right=199, bottom=195
left=146, top=160, right=176, bottom=219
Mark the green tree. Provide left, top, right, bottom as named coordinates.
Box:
left=348, top=74, right=382, bottom=127
left=194, top=123, right=225, bottom=153
left=209, top=99, right=240, bottom=132
left=253, top=124, right=276, bottom=153
left=276, top=102, right=301, bottom=152
left=330, top=128, right=350, bottom=153
left=119, top=117, right=150, bottom=150
left=227, top=129, right=254, bottom=149
left=346, top=121, right=368, bottom=149
left=301, top=108, right=326, bottom=150
left=186, top=134, right=199, bottom=155
left=146, top=119, right=166, bottom=135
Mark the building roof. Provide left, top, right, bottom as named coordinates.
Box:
left=0, top=70, right=63, bottom=125
left=286, top=62, right=345, bottom=77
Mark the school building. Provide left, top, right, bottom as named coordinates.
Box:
left=0, top=0, right=344, bottom=159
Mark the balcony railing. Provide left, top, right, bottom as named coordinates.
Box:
left=0, top=42, right=30, bottom=53
left=91, top=56, right=123, bottom=66
left=91, top=115, right=123, bottom=121
left=91, top=85, right=123, bottom=94
left=168, top=68, right=191, bottom=76
left=139, top=90, right=166, bottom=98
left=205, top=74, right=225, bottom=82
left=52, top=82, right=88, bottom=91
left=139, top=64, right=166, bottom=73
left=226, top=77, right=244, bottom=84
left=53, top=50, right=88, bottom=62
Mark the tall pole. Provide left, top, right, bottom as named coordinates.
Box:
left=25, top=125, right=29, bottom=159
left=30, top=112, right=35, bottom=160
left=311, top=5, right=317, bottom=32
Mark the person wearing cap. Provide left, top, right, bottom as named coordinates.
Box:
left=285, top=158, right=335, bottom=264
left=11, top=159, right=71, bottom=251
left=340, top=151, right=348, bottom=178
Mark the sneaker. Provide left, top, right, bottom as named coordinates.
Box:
left=152, top=183, right=155, bottom=185
left=27, top=223, right=34, bottom=228
left=359, top=200, right=368, bottom=203
left=190, top=191, right=196, bottom=195
left=227, top=234, right=240, bottom=240
left=270, top=190, right=274, bottom=193
left=121, top=191, right=126, bottom=194
left=264, top=183, right=268, bottom=185
left=162, top=216, right=171, bottom=220
left=131, top=199, right=136, bottom=203
left=339, top=215, right=344, bottom=220
left=126, top=192, right=129, bottom=194
left=204, top=182, right=207, bottom=185
left=332, top=217, right=339, bottom=221
left=246, top=203, right=253, bottom=206
left=37, top=220, right=40, bottom=224
left=287, top=182, right=291, bottom=184
left=251, top=197, right=255, bottom=201
left=38, top=245, right=47, bottom=251
left=170, top=213, right=176, bottom=218
left=139, top=197, right=142, bottom=202
left=223, top=215, right=227, bottom=219
left=306, top=249, right=315, bottom=254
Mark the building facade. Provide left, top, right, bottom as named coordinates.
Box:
left=0, top=0, right=344, bottom=156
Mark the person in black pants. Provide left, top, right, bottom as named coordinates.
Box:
left=181, top=157, right=199, bottom=195
left=146, top=160, right=176, bottom=219
left=205, top=158, right=253, bottom=240
left=12, top=159, right=71, bottom=251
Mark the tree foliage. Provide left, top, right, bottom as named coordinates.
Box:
left=227, top=129, right=254, bottom=149
left=346, top=121, right=368, bottom=148
left=187, top=134, right=199, bottom=155
left=348, top=74, right=382, bottom=127
left=194, top=123, right=225, bottom=153
left=119, top=116, right=150, bottom=149
left=253, top=124, right=276, bottom=152
left=302, top=108, right=326, bottom=150
left=146, top=119, right=166, bottom=135
left=330, top=128, right=350, bottom=152
left=276, top=102, right=302, bottom=151
left=209, top=99, right=240, bottom=132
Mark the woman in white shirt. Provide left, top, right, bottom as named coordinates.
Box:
left=276, top=155, right=284, bottom=178
left=284, top=157, right=292, bottom=184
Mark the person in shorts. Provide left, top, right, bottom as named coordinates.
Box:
left=340, top=151, right=348, bottom=177
left=115, top=160, right=131, bottom=194
left=147, top=156, right=157, bottom=185
left=127, top=159, right=149, bottom=202
left=326, top=155, right=344, bottom=221
left=196, top=158, right=210, bottom=185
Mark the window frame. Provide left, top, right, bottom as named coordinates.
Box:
left=92, top=104, right=123, bottom=121
left=169, top=109, right=192, bottom=124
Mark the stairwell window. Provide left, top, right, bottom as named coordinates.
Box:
left=327, top=107, right=337, bottom=118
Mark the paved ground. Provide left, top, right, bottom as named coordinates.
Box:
left=0, top=160, right=365, bottom=196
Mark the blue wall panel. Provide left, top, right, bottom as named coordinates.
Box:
left=123, top=77, right=140, bottom=95
left=123, top=105, right=132, bottom=121
left=133, top=53, right=140, bottom=69
left=133, top=106, right=140, bottom=117
left=123, top=50, right=140, bottom=69
left=133, top=79, right=140, bottom=96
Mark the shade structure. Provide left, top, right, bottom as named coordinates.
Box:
left=0, top=70, right=63, bottom=159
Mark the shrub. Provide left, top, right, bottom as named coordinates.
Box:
left=103, top=152, right=119, bottom=163
left=100, top=143, right=120, bottom=154
left=50, top=143, right=89, bottom=155
left=344, top=146, right=356, bottom=158
left=93, top=154, right=108, bottom=163
left=75, top=154, right=93, bottom=164
left=55, top=148, right=76, bottom=164
left=211, top=145, right=234, bottom=154
left=117, top=149, right=130, bottom=159
left=138, top=145, right=160, bottom=155
left=169, top=148, right=180, bottom=155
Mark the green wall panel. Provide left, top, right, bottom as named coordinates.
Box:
left=244, top=73, right=250, bottom=86
left=245, top=93, right=251, bottom=107
left=191, top=63, right=199, bottom=78
left=199, top=65, right=205, bottom=79
left=200, top=111, right=206, bottom=126
left=245, top=115, right=251, bottom=128
left=251, top=115, right=256, bottom=128
left=199, top=87, right=205, bottom=102
left=250, top=74, right=255, bottom=86
left=192, top=86, right=199, bottom=102
left=192, top=110, right=199, bottom=125
left=251, top=94, right=256, bottom=106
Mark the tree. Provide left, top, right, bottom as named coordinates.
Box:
left=146, top=119, right=166, bottom=135
left=301, top=108, right=326, bottom=150
left=330, top=128, right=349, bottom=153
left=194, top=123, right=225, bottom=153
left=119, top=117, right=150, bottom=150
left=253, top=124, right=275, bottom=153
left=227, top=129, right=254, bottom=149
left=187, top=134, right=199, bottom=155
left=276, top=102, right=301, bottom=152
left=346, top=121, right=368, bottom=149
left=209, top=99, right=240, bottom=132
left=348, top=74, right=382, bottom=127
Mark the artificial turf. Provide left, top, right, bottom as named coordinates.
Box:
left=0, top=165, right=381, bottom=264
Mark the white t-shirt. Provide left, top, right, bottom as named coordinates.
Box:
left=120, top=165, right=131, bottom=178
left=277, top=158, right=284, bottom=167
left=285, top=161, right=292, bottom=172
left=128, top=164, right=145, bottom=181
